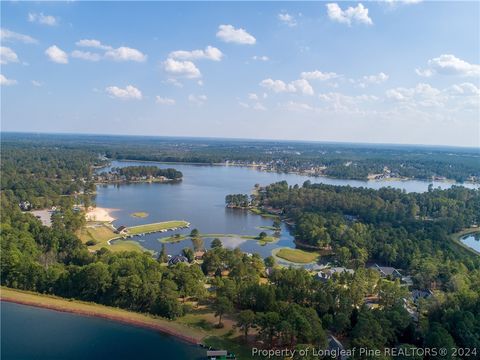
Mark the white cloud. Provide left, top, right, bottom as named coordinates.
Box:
left=105, top=47, right=147, bottom=62
left=28, top=12, right=58, bottom=26
left=45, top=45, right=68, bottom=64
left=216, top=24, right=256, bottom=45
left=105, top=85, right=142, bottom=100
left=416, top=54, right=480, bottom=77
left=252, top=55, right=269, bottom=61
left=415, top=68, right=434, bottom=77
left=0, top=28, right=37, bottom=44
left=155, top=96, right=176, bottom=105
left=357, top=72, right=389, bottom=87
left=386, top=83, right=444, bottom=107
left=318, top=92, right=378, bottom=113
left=76, top=39, right=112, bottom=50
left=449, top=83, right=480, bottom=96
left=260, top=78, right=314, bottom=95
left=163, top=58, right=201, bottom=79
left=31, top=80, right=42, bottom=87
left=326, top=3, right=373, bottom=26
left=291, top=79, right=314, bottom=95
left=0, top=74, right=17, bottom=86
left=164, top=78, right=184, bottom=88
left=71, top=50, right=102, bottom=62
left=282, top=101, right=314, bottom=112
left=169, top=46, right=223, bottom=61
left=0, top=47, right=19, bottom=64
left=248, top=93, right=259, bottom=101
left=188, top=94, right=207, bottom=105
left=301, top=70, right=339, bottom=81
left=278, top=13, right=297, bottom=27
left=73, top=40, right=146, bottom=62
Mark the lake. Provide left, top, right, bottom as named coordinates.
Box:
left=96, top=161, right=477, bottom=260
left=0, top=302, right=204, bottom=360
left=461, top=233, right=480, bottom=253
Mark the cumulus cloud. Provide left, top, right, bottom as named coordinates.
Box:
left=282, top=101, right=314, bottom=112
left=449, top=83, right=480, bottom=96
left=155, top=96, right=176, bottom=105
left=318, top=92, right=378, bottom=112
left=252, top=55, right=269, bottom=61
left=31, top=80, right=42, bottom=87
left=76, top=39, right=112, bottom=50
left=28, top=12, right=58, bottom=26
left=386, top=83, right=444, bottom=107
left=73, top=40, right=146, bottom=62
left=105, top=47, right=147, bottom=62
left=169, top=46, right=223, bottom=61
left=357, top=72, right=389, bottom=87
left=188, top=94, right=207, bottom=105
left=105, top=85, right=142, bottom=100
left=260, top=78, right=314, bottom=95
left=0, top=28, right=37, bottom=44
left=45, top=45, right=68, bottom=64
left=278, top=13, right=297, bottom=27
left=216, top=24, right=256, bottom=45
left=326, top=3, right=373, bottom=26
left=0, top=47, right=19, bottom=65
left=71, top=50, right=102, bottom=62
left=301, top=70, right=340, bottom=81
left=0, top=74, right=17, bottom=86
left=163, top=58, right=201, bottom=79
left=416, top=54, right=480, bottom=77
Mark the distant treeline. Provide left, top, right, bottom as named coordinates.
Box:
left=2, top=133, right=479, bottom=182
left=112, top=166, right=183, bottom=180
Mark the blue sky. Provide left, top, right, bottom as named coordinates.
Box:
left=1, top=1, right=479, bottom=147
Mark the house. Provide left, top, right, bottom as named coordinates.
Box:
left=168, top=255, right=189, bottom=266
left=371, top=264, right=402, bottom=279
left=327, top=335, right=347, bottom=360
left=194, top=250, right=205, bottom=260
left=402, top=276, right=414, bottom=287
left=411, top=289, right=433, bottom=304
left=265, top=267, right=274, bottom=277
left=115, top=225, right=128, bottom=234
left=317, top=267, right=354, bottom=282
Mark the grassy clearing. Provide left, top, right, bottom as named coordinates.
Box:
left=159, top=232, right=279, bottom=245
left=77, top=223, right=145, bottom=252
left=131, top=212, right=149, bottom=218
left=0, top=287, right=206, bottom=343
left=128, top=221, right=189, bottom=235
left=274, top=248, right=319, bottom=264
left=249, top=208, right=279, bottom=219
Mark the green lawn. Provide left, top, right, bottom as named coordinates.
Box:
left=77, top=223, right=146, bottom=252
left=131, top=212, right=149, bottom=218
left=274, top=248, right=319, bottom=264
left=128, top=221, right=189, bottom=235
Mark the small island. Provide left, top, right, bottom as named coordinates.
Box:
left=95, top=165, right=183, bottom=184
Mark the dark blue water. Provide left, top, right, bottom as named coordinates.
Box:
left=96, top=161, right=478, bottom=258
left=1, top=302, right=204, bottom=360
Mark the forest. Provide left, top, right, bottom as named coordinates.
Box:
left=1, top=134, right=480, bottom=358
left=96, top=166, right=183, bottom=182
left=3, top=132, right=479, bottom=183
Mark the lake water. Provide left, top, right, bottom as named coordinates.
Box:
left=96, top=161, right=477, bottom=260
left=1, top=302, right=204, bottom=360
left=461, top=234, right=480, bottom=253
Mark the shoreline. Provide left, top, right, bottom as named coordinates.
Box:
left=103, top=158, right=479, bottom=186
left=85, top=206, right=117, bottom=223
left=451, top=228, right=480, bottom=256
left=1, top=288, right=204, bottom=345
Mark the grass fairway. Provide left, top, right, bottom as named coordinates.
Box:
left=274, top=248, right=319, bottom=264
left=77, top=223, right=147, bottom=252
left=131, top=212, right=149, bottom=218
left=128, top=220, right=189, bottom=235
left=0, top=287, right=205, bottom=344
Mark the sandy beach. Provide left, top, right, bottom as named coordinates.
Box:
left=85, top=207, right=117, bottom=222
